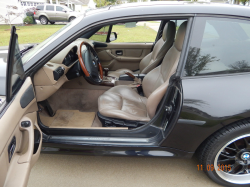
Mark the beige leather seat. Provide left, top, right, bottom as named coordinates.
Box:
left=98, top=21, right=187, bottom=122
left=108, top=21, right=176, bottom=78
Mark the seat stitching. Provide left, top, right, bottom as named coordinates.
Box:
left=115, top=92, right=148, bottom=114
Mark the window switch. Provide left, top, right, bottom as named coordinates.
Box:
left=21, top=121, right=31, bottom=128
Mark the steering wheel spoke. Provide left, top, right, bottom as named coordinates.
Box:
left=77, top=41, right=103, bottom=85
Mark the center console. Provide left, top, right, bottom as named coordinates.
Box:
left=100, top=74, right=146, bottom=87
left=119, top=74, right=146, bottom=81
left=101, top=76, right=118, bottom=87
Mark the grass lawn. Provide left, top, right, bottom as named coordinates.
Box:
left=0, top=24, right=158, bottom=46
left=147, top=21, right=161, bottom=23
left=112, top=25, right=157, bottom=43
left=90, top=25, right=157, bottom=43
left=0, top=24, right=64, bottom=46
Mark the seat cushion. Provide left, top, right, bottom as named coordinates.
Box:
left=98, top=85, right=150, bottom=121
left=108, top=69, right=134, bottom=78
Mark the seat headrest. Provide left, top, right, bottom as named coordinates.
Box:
left=174, top=21, right=187, bottom=51
left=162, top=21, right=176, bottom=42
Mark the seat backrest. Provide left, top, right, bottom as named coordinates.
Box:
left=142, top=21, right=187, bottom=119
left=139, top=21, right=176, bottom=74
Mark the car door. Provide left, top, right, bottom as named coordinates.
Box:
left=45, top=5, right=56, bottom=21
left=91, top=21, right=161, bottom=71
left=0, top=27, right=42, bottom=187
left=56, top=6, right=67, bottom=21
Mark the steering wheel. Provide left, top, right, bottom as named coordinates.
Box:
left=77, top=41, right=103, bottom=84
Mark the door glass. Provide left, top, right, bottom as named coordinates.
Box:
left=36, top=5, right=44, bottom=10
left=6, top=27, right=25, bottom=103
left=56, top=6, right=64, bottom=11
left=184, top=17, right=250, bottom=77
left=111, top=21, right=160, bottom=43
left=46, top=5, right=54, bottom=11
left=9, top=37, right=25, bottom=98
left=89, top=26, right=110, bottom=42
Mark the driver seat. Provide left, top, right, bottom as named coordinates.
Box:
left=108, top=21, right=176, bottom=78
left=98, top=21, right=187, bottom=122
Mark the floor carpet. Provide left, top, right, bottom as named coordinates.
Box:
left=40, top=110, right=96, bottom=128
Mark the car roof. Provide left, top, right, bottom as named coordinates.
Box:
left=86, top=2, right=250, bottom=18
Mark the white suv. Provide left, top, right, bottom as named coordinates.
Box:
left=34, top=4, right=80, bottom=25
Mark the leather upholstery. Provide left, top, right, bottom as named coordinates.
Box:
left=98, top=86, right=149, bottom=121
left=108, top=21, right=176, bottom=78
left=98, top=21, right=187, bottom=121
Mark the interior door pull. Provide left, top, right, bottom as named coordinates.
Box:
left=116, top=50, right=123, bottom=55
left=8, top=136, right=16, bottom=162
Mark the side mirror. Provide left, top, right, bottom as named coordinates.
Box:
left=62, top=9, right=67, bottom=13
left=109, top=32, right=117, bottom=42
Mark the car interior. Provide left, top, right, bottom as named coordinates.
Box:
left=34, top=19, right=188, bottom=131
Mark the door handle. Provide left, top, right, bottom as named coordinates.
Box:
left=116, top=50, right=123, bottom=55
left=18, top=120, right=34, bottom=164
left=8, top=136, right=16, bottom=162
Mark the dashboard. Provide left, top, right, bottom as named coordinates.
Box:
left=62, top=46, right=78, bottom=67
left=33, top=38, right=94, bottom=102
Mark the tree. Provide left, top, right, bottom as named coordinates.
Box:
left=234, top=0, right=248, bottom=5
left=184, top=47, right=219, bottom=76
left=0, top=6, right=37, bottom=28
left=93, top=0, right=119, bottom=7
left=0, top=5, right=23, bottom=29
left=240, top=0, right=248, bottom=5
left=229, top=60, right=250, bottom=70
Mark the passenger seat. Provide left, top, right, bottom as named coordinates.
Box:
left=108, top=21, right=176, bottom=78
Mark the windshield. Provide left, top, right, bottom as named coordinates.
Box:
left=22, top=15, right=83, bottom=65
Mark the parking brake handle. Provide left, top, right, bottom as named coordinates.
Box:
left=125, top=72, right=135, bottom=79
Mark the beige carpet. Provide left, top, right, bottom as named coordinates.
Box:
left=40, top=110, right=96, bottom=128
left=47, top=88, right=106, bottom=112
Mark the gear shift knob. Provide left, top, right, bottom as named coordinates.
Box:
left=104, top=68, right=109, bottom=76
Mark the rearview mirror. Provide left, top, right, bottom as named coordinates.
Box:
left=109, top=32, right=117, bottom=42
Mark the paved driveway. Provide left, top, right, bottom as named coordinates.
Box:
left=28, top=154, right=221, bottom=187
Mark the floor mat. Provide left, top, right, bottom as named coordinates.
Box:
left=40, top=110, right=96, bottom=128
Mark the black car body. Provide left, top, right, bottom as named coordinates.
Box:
left=1, top=2, right=250, bottom=187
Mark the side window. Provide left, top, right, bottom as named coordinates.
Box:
left=46, top=5, right=54, bottom=11
left=184, top=17, right=250, bottom=77
left=36, top=5, right=44, bottom=10
left=10, top=38, right=25, bottom=97
left=89, top=26, right=110, bottom=43
left=111, top=21, right=160, bottom=43
left=56, top=6, right=64, bottom=11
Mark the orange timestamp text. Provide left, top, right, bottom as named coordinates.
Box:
left=197, top=164, right=232, bottom=171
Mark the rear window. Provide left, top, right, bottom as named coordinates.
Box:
left=46, top=5, right=54, bottom=11
left=36, top=5, right=44, bottom=10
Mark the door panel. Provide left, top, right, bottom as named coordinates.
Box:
left=56, top=11, right=67, bottom=21
left=95, top=43, right=152, bottom=71
left=45, top=5, right=56, bottom=20
left=56, top=12, right=67, bottom=21
left=0, top=77, right=42, bottom=187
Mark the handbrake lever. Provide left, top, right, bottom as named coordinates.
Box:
left=125, top=72, right=136, bottom=79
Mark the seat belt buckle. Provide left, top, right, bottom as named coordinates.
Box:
left=136, top=84, right=144, bottom=96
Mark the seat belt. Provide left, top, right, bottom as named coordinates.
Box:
left=125, top=72, right=144, bottom=96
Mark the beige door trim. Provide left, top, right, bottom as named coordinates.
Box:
left=0, top=77, right=42, bottom=187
